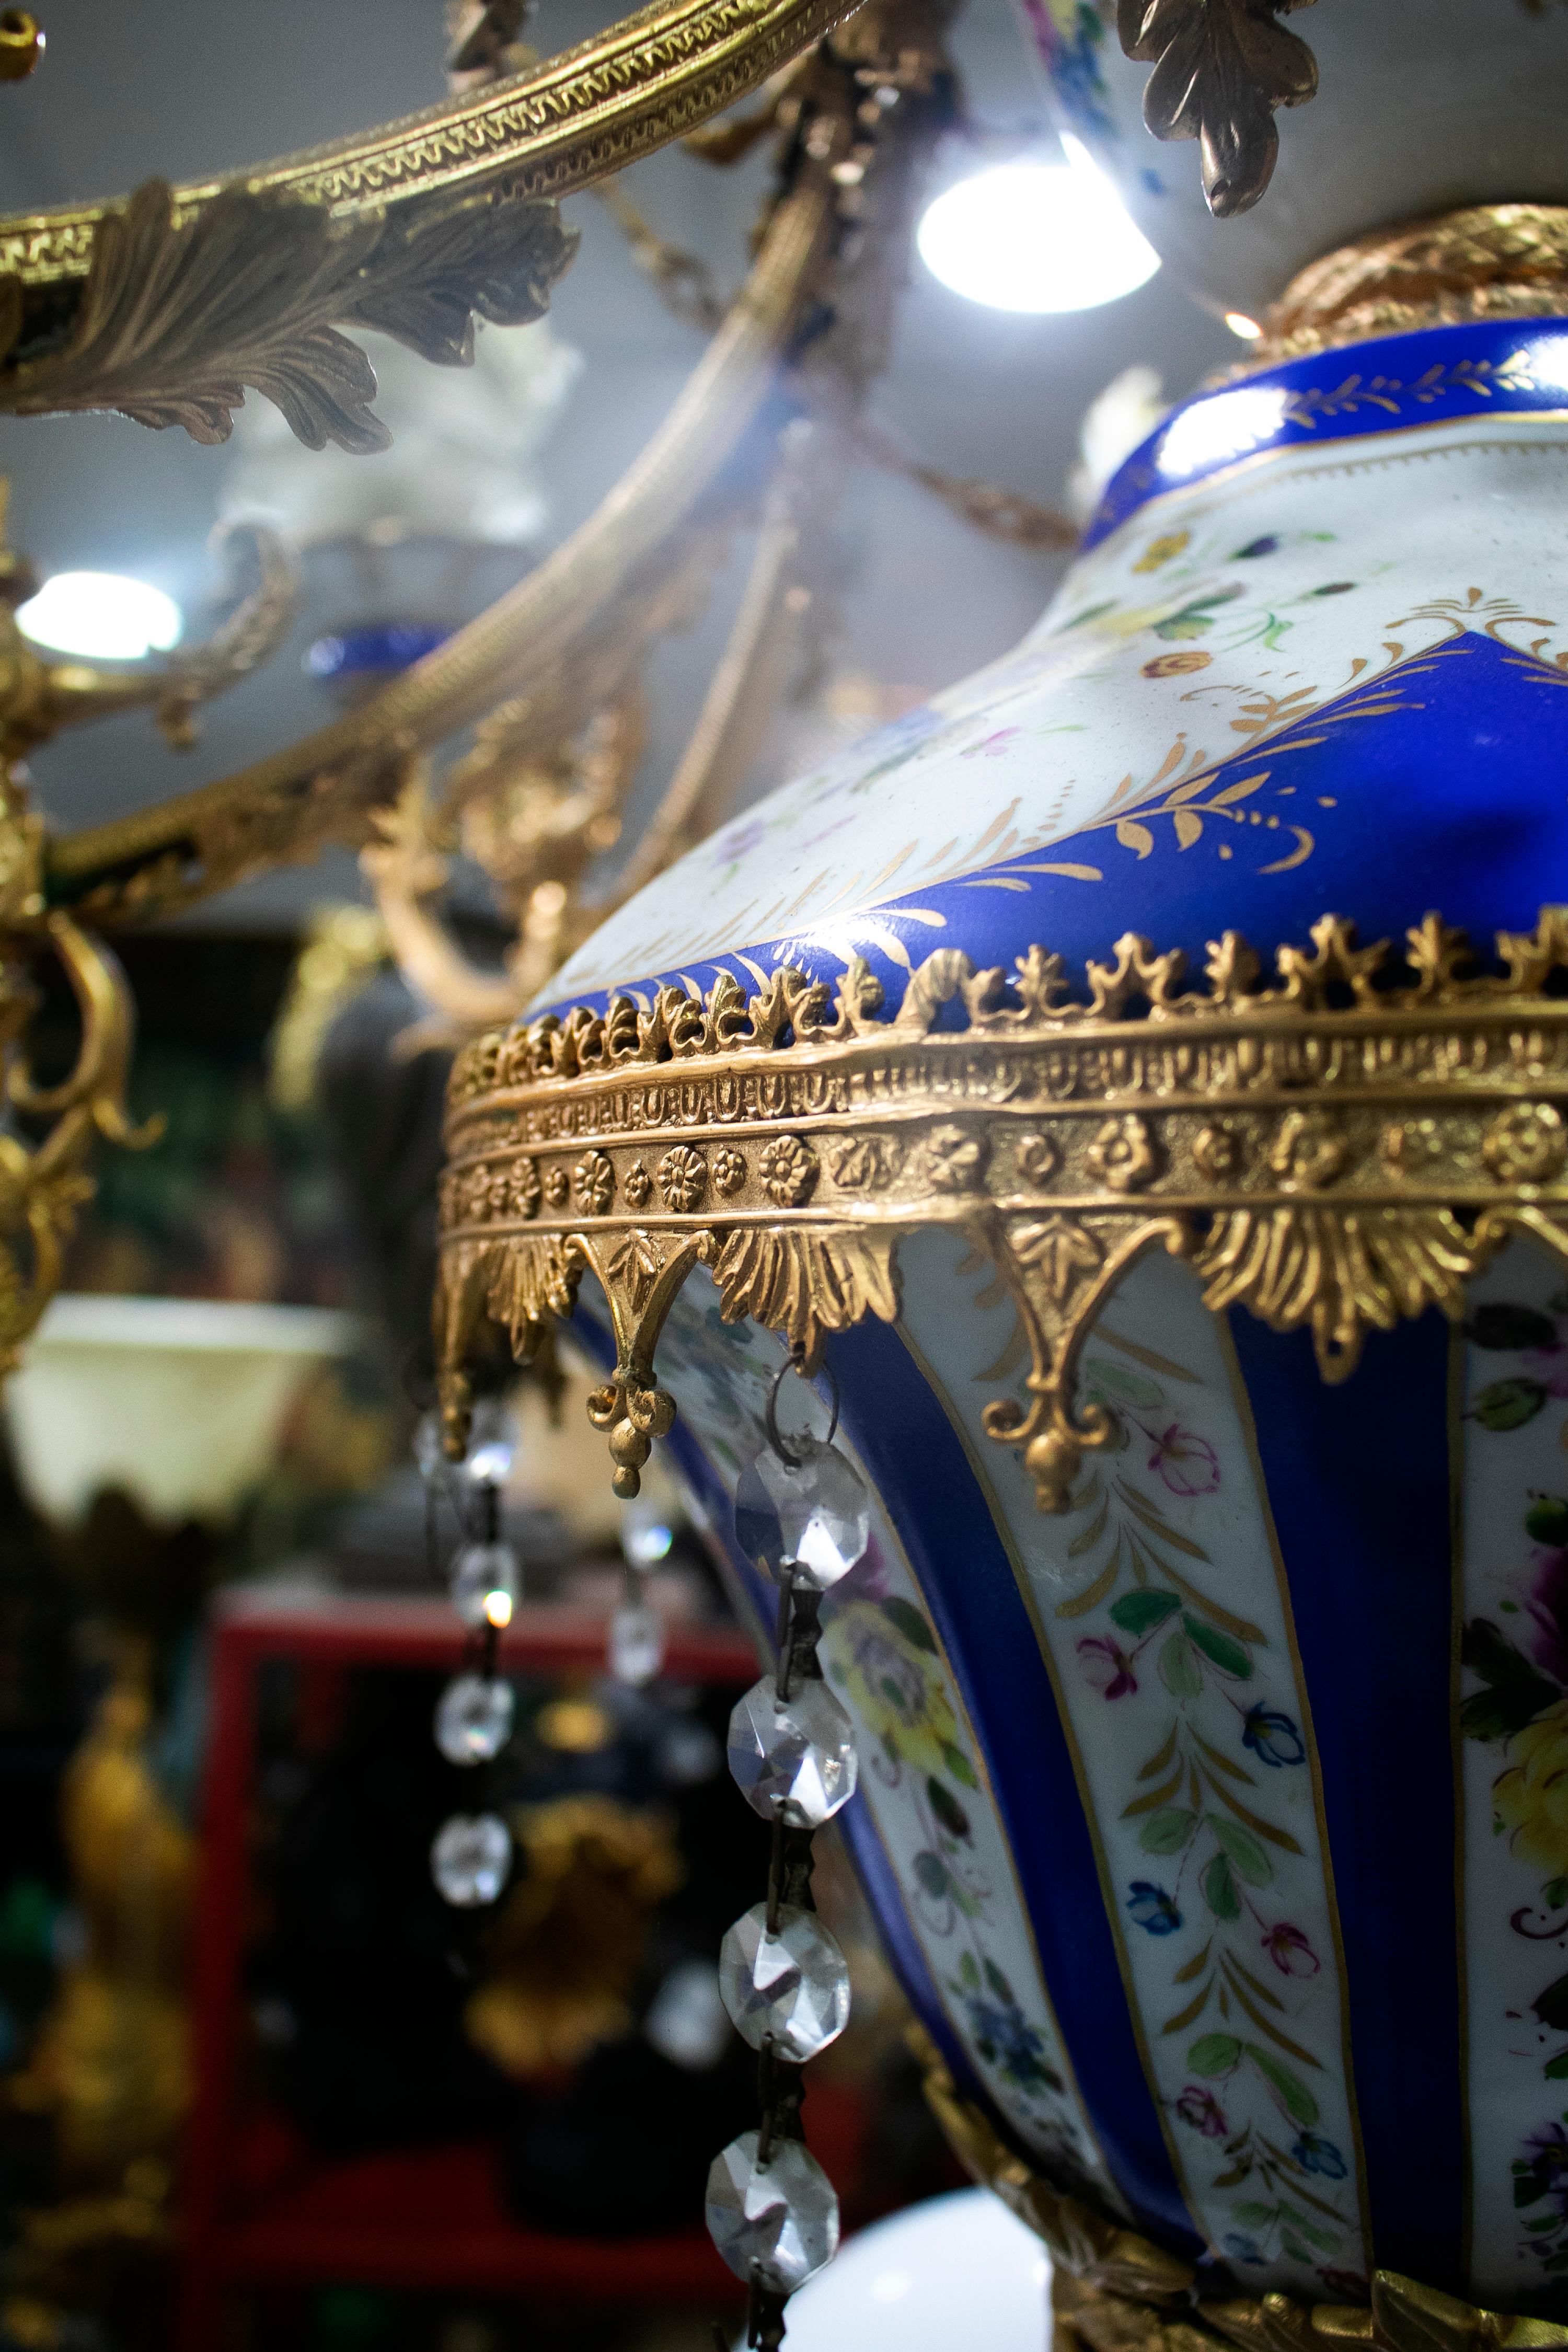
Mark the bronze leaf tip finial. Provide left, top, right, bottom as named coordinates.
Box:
left=1117, top=0, right=1319, bottom=218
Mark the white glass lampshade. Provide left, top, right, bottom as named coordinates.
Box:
left=5, top=1294, right=360, bottom=1527
left=774, top=2187, right=1050, bottom=2352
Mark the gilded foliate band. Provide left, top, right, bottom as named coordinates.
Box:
left=908, top=2025, right=1567, bottom=2352
left=435, top=906, right=1568, bottom=1508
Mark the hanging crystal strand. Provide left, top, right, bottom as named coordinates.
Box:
left=707, top=1356, right=867, bottom=2349
left=431, top=1397, right=519, bottom=1909
left=608, top=1495, right=673, bottom=1687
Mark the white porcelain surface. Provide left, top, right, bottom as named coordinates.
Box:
left=542, top=409, right=1568, bottom=1004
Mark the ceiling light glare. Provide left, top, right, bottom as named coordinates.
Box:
left=17, top=570, right=182, bottom=661
left=1225, top=310, right=1263, bottom=340
left=916, top=137, right=1160, bottom=315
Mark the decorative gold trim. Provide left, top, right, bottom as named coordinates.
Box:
left=1245, top=205, right=1568, bottom=371
left=434, top=906, right=1568, bottom=1507
left=909, top=2024, right=1568, bottom=2352
left=0, top=0, right=851, bottom=280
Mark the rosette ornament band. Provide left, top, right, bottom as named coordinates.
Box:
left=435, top=906, right=1568, bottom=1509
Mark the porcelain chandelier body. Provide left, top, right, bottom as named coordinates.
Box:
left=435, top=1, right=1568, bottom=2322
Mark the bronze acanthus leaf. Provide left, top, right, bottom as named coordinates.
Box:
left=0, top=174, right=577, bottom=453
left=1116, top=0, right=1319, bottom=218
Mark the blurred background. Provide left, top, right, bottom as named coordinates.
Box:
left=0, top=3, right=1235, bottom=2346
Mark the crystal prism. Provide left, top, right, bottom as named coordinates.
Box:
left=431, top=1812, right=512, bottom=1906
left=463, top=1397, right=517, bottom=1486
left=434, top=1673, right=514, bottom=1765
left=718, top=1901, right=850, bottom=2061
left=733, top=1437, right=870, bottom=1589
left=621, top=1496, right=674, bottom=1567
left=451, top=1540, right=519, bottom=1630
left=607, top=1600, right=665, bottom=1686
left=705, top=2129, right=839, bottom=2291
left=727, top=1677, right=857, bottom=1827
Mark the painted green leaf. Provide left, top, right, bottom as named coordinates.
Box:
left=1460, top=1618, right=1562, bottom=1742
left=1083, top=1356, right=1166, bottom=1412
left=882, top=1597, right=938, bottom=1652
left=914, top=1850, right=950, bottom=1898
left=1208, top=1815, right=1273, bottom=1887
left=1279, top=2208, right=1339, bottom=2252
left=1188, top=2033, right=1242, bottom=2076
left=1246, top=2044, right=1320, bottom=2127
left=1183, top=1614, right=1253, bottom=1680
left=1201, top=1852, right=1241, bottom=1921
left=1160, top=1630, right=1204, bottom=1699
left=959, top=1950, right=981, bottom=1991
left=1530, top=1497, right=1568, bottom=1548
left=1544, top=2053, right=1568, bottom=2081
left=942, top=1740, right=979, bottom=1790
left=928, top=1776, right=973, bottom=1843
left=1139, top=1807, right=1197, bottom=1854
left=1535, top=1974, right=1568, bottom=2032
left=1110, top=1590, right=1182, bottom=1638
left=1473, top=1376, right=1548, bottom=1432
left=1547, top=1878, right=1568, bottom=1910
left=1233, top=2202, right=1275, bottom=2228
left=984, top=1958, right=1015, bottom=2005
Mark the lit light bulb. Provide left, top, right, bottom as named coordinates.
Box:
left=17, top=570, right=182, bottom=661
left=1225, top=310, right=1263, bottom=341
left=916, top=137, right=1159, bottom=316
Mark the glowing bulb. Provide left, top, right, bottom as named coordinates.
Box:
left=916, top=139, right=1159, bottom=315
left=483, top=1587, right=513, bottom=1629
left=17, top=570, right=182, bottom=660
left=1225, top=310, right=1263, bottom=340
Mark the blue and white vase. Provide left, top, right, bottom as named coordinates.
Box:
left=437, top=4, right=1568, bottom=2322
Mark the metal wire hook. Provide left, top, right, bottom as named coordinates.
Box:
left=764, top=1350, right=839, bottom=1467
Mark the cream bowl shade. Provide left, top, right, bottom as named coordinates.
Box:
left=5, top=1294, right=361, bottom=1527
left=773, top=2188, right=1051, bottom=2352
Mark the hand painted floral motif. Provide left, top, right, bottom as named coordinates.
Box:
left=900, top=1235, right=1368, bottom=2298
left=1455, top=1246, right=1568, bottom=2295
left=645, top=1270, right=1116, bottom=2202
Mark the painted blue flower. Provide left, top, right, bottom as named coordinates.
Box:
left=1292, top=2134, right=1348, bottom=2180
left=1241, top=1705, right=1306, bottom=1768
left=1223, top=2232, right=1265, bottom=2265
left=1126, top=1881, right=1181, bottom=1935
left=963, top=1996, right=1062, bottom=2094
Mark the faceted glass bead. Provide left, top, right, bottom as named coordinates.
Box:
left=705, top=2128, right=840, bottom=2291
left=412, top=1410, right=445, bottom=1480
left=607, top=1600, right=665, bottom=1687
left=464, top=1397, right=517, bottom=1486
left=434, top=1673, right=514, bottom=1765
left=430, top=1812, right=512, bottom=1906
left=718, top=1901, right=850, bottom=2061
left=733, top=1437, right=870, bottom=1589
left=621, top=1496, right=674, bottom=1567
left=727, top=1677, right=857, bottom=1828
left=451, top=1540, right=519, bottom=1630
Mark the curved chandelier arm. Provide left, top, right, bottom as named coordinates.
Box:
left=0, top=0, right=855, bottom=284
left=43, top=174, right=835, bottom=924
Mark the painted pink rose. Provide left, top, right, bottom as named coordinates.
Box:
left=1261, top=1921, right=1320, bottom=1977
left=1145, top=1422, right=1220, bottom=1497
left=1175, top=2085, right=1228, bottom=2139
left=1077, top=1636, right=1137, bottom=1699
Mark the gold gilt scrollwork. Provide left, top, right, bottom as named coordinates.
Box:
left=908, top=2023, right=1568, bottom=2352
left=436, top=906, right=1568, bottom=1508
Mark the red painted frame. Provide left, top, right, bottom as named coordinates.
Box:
left=181, top=1585, right=763, bottom=2350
